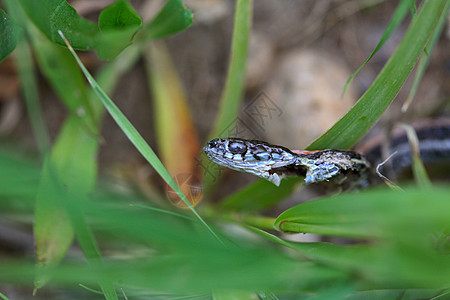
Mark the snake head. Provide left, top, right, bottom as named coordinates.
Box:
left=203, top=138, right=298, bottom=186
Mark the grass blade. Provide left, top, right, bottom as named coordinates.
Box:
left=57, top=31, right=220, bottom=242
left=308, top=0, right=448, bottom=150
left=342, top=0, right=414, bottom=96
left=209, top=0, right=253, bottom=139
left=0, top=291, right=10, bottom=300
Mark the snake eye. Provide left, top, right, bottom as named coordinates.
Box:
left=207, top=139, right=220, bottom=148
left=228, top=141, right=247, bottom=154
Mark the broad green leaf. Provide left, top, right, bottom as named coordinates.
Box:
left=259, top=205, right=450, bottom=289
left=58, top=31, right=220, bottom=242
left=17, top=0, right=99, bottom=49
left=29, top=27, right=99, bottom=290
left=98, top=0, right=141, bottom=31
left=146, top=43, right=202, bottom=208
left=139, top=0, right=193, bottom=40
left=342, top=0, right=414, bottom=96
left=0, top=9, right=20, bottom=63
left=96, top=27, right=141, bottom=61
left=34, top=115, right=99, bottom=291
left=270, top=186, right=450, bottom=288
left=97, top=0, right=142, bottom=61
left=308, top=0, right=448, bottom=150
left=274, top=187, right=450, bottom=239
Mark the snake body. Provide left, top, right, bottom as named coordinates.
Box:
left=204, top=138, right=370, bottom=188
left=204, top=121, right=450, bottom=189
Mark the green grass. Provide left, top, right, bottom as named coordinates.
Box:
left=0, top=0, right=449, bottom=299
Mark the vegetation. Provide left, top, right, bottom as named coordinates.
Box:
left=0, top=0, right=448, bottom=299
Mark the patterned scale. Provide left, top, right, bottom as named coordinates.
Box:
left=204, top=138, right=298, bottom=186
left=204, top=138, right=370, bottom=188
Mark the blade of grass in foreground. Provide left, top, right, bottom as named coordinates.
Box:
left=38, top=163, right=117, bottom=300
left=0, top=291, right=10, bottom=300
left=308, top=0, right=447, bottom=150
left=57, top=31, right=220, bottom=242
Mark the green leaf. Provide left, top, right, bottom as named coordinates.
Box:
left=342, top=0, right=414, bottom=96
left=34, top=115, right=99, bottom=291
left=0, top=9, right=21, bottom=62
left=97, top=0, right=142, bottom=61
left=272, top=186, right=450, bottom=288
left=139, top=0, right=193, bottom=40
left=274, top=187, right=450, bottom=239
left=17, top=0, right=99, bottom=50
left=98, top=0, right=142, bottom=31
left=308, top=0, right=448, bottom=150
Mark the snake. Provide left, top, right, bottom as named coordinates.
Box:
left=203, top=138, right=370, bottom=189
left=203, top=120, right=450, bottom=189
